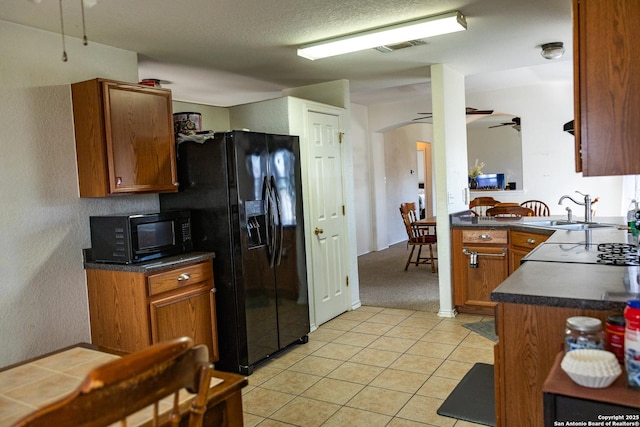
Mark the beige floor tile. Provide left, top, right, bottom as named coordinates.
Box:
left=387, top=418, right=431, bottom=426
left=450, top=313, right=486, bottom=323
left=357, top=306, right=385, bottom=313
left=332, top=331, right=379, bottom=347
left=407, top=341, right=456, bottom=359
left=433, top=360, right=474, bottom=381
left=433, top=319, right=475, bottom=333
left=241, top=412, right=264, bottom=427
left=368, top=336, right=416, bottom=353
left=247, top=365, right=282, bottom=386
left=260, top=370, right=321, bottom=395
left=379, top=308, right=415, bottom=318
left=311, top=342, right=363, bottom=361
left=323, top=406, right=392, bottom=427
left=396, top=395, right=456, bottom=426
left=388, top=353, right=443, bottom=375
left=321, top=318, right=362, bottom=331
left=409, top=311, right=442, bottom=319
left=384, top=325, right=428, bottom=340
left=269, top=396, right=340, bottom=427
left=242, top=384, right=256, bottom=395
left=288, top=339, right=328, bottom=355
left=348, top=348, right=401, bottom=368
left=242, top=387, right=295, bottom=417
left=459, top=333, right=495, bottom=350
left=447, top=347, right=494, bottom=365
left=369, top=368, right=429, bottom=393
left=287, top=355, right=343, bottom=377
left=366, top=313, right=407, bottom=326
left=308, top=328, right=345, bottom=342
left=326, top=361, right=385, bottom=385
left=338, top=310, right=377, bottom=322
left=346, top=386, right=412, bottom=416
left=421, top=329, right=469, bottom=346
left=261, top=349, right=307, bottom=370
left=253, top=419, right=294, bottom=426
left=351, top=321, right=395, bottom=335
left=301, top=377, right=365, bottom=405
left=416, top=375, right=459, bottom=399
left=396, top=316, right=440, bottom=329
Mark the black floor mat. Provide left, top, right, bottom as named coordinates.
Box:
left=437, top=362, right=496, bottom=426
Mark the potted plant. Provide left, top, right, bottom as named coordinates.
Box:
left=469, top=159, right=485, bottom=189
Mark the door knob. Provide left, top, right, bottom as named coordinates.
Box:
left=314, top=227, right=324, bottom=235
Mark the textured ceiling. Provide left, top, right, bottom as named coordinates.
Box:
left=2, top=0, right=573, bottom=106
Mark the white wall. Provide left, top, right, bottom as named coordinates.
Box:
left=383, top=125, right=433, bottom=245
left=0, top=21, right=160, bottom=367
left=466, top=83, right=624, bottom=216
left=467, top=124, right=523, bottom=189
left=350, top=103, right=373, bottom=255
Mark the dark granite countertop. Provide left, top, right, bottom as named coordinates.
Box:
left=449, top=211, right=635, bottom=311
left=491, top=261, right=632, bottom=311
left=83, top=250, right=215, bottom=274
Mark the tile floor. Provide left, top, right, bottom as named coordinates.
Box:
left=242, top=306, right=495, bottom=427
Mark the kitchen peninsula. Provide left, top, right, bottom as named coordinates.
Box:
left=452, top=212, right=638, bottom=426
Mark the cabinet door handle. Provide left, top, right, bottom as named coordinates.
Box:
left=211, top=288, right=217, bottom=294
left=479, top=234, right=491, bottom=240
left=462, top=248, right=507, bottom=257
left=177, top=273, right=191, bottom=281
left=526, top=238, right=536, bottom=244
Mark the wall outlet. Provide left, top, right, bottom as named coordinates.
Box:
left=448, top=191, right=455, bottom=204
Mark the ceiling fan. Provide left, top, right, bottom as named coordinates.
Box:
left=489, top=117, right=521, bottom=131
left=412, top=107, right=494, bottom=121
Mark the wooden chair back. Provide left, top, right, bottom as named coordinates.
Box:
left=520, top=200, right=550, bottom=216
left=399, top=202, right=420, bottom=240
left=486, top=205, right=535, bottom=217
left=13, top=337, right=213, bottom=427
left=469, top=197, right=500, bottom=216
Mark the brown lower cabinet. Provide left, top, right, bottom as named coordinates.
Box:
left=494, top=302, right=618, bottom=427
left=452, top=228, right=509, bottom=315
left=509, top=229, right=551, bottom=271
left=453, top=227, right=551, bottom=314
left=85, top=259, right=219, bottom=362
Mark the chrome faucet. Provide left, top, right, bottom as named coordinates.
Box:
left=558, top=191, right=593, bottom=223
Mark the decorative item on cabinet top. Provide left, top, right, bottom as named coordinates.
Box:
left=71, top=78, right=178, bottom=197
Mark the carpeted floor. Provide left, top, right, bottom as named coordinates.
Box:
left=358, top=241, right=440, bottom=312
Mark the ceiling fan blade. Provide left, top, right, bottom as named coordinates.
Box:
left=488, top=123, right=509, bottom=128
left=466, top=107, right=494, bottom=115
left=412, top=116, right=432, bottom=121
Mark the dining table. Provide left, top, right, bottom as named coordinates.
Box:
left=0, top=343, right=247, bottom=427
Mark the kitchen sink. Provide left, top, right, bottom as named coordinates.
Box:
left=523, top=220, right=616, bottom=230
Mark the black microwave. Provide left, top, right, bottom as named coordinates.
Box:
left=89, top=211, right=193, bottom=264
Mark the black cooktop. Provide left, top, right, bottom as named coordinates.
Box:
left=524, top=242, right=640, bottom=266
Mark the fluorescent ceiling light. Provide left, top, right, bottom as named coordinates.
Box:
left=297, top=11, right=467, bottom=60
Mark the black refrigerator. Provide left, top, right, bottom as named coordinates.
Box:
left=160, top=130, right=309, bottom=375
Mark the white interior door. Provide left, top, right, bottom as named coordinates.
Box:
left=307, top=111, right=349, bottom=325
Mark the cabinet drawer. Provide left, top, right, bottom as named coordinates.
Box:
left=511, top=230, right=549, bottom=250
left=462, top=229, right=508, bottom=244
left=148, top=261, right=213, bottom=296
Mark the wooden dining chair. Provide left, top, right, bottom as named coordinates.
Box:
left=486, top=205, right=535, bottom=217
left=469, top=196, right=500, bottom=216
left=399, top=202, right=437, bottom=273
left=13, top=337, right=213, bottom=427
left=520, top=200, right=550, bottom=216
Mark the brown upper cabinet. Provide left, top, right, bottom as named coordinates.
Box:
left=72, top=78, right=178, bottom=197
left=573, top=0, right=640, bottom=175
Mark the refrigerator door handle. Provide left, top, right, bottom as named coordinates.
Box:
left=271, top=175, right=284, bottom=266
left=262, top=175, right=277, bottom=267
